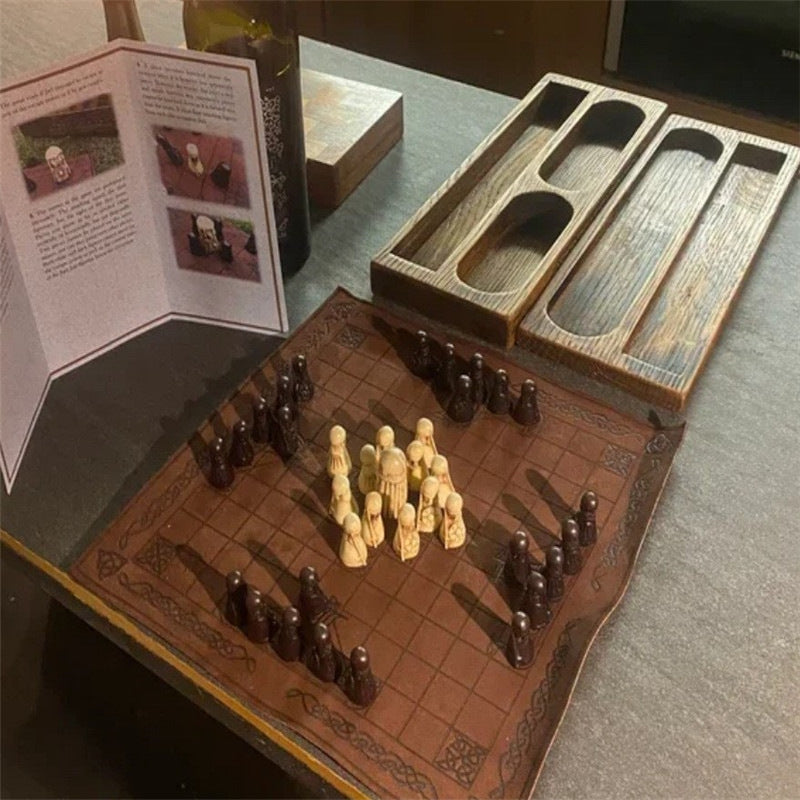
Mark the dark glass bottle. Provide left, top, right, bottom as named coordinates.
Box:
left=182, top=1, right=311, bottom=274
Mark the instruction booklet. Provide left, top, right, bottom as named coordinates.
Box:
left=0, top=39, right=288, bottom=491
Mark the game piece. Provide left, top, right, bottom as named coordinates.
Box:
left=375, top=425, right=395, bottom=461
left=405, top=440, right=427, bottom=491
left=378, top=446, right=408, bottom=519
left=487, top=368, right=511, bottom=415
left=416, top=476, right=442, bottom=534
left=361, top=491, right=385, bottom=547
left=273, top=606, right=302, bottom=662
left=273, top=373, right=297, bottom=420
left=545, top=544, right=565, bottom=601
left=224, top=569, right=247, bottom=627
left=434, top=342, right=458, bottom=395
left=327, top=425, right=352, bottom=477
left=307, top=622, right=338, bottom=683
left=415, top=417, right=438, bottom=468
left=186, top=142, right=204, bottom=175
left=219, top=240, right=233, bottom=263
left=357, top=444, right=378, bottom=495
left=273, top=405, right=300, bottom=460
left=447, top=374, right=475, bottom=423
left=430, top=455, right=455, bottom=508
left=504, top=530, right=535, bottom=589
left=45, top=145, right=71, bottom=183
left=208, top=437, right=234, bottom=489
left=521, top=570, right=552, bottom=629
left=330, top=474, right=358, bottom=525
left=512, top=378, right=541, bottom=427
left=393, top=503, right=420, bottom=562
left=506, top=611, right=534, bottom=669
left=344, top=646, right=377, bottom=708
left=410, top=330, right=435, bottom=378
left=298, top=565, right=329, bottom=627
left=440, top=492, right=466, bottom=549
left=340, top=512, right=369, bottom=568
left=577, top=490, right=598, bottom=546
left=25, top=174, right=37, bottom=193
left=156, top=133, right=183, bottom=166
left=210, top=161, right=232, bottom=189
left=229, top=420, right=254, bottom=467
left=469, top=352, right=487, bottom=406
left=244, top=586, right=271, bottom=643
left=244, top=231, right=257, bottom=255
left=561, top=518, right=582, bottom=574
left=291, top=354, right=314, bottom=403
left=252, top=396, right=270, bottom=444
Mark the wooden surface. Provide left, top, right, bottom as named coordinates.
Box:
left=69, top=289, right=682, bottom=799
left=2, top=9, right=799, bottom=797
left=302, top=69, right=403, bottom=208
left=518, top=116, right=800, bottom=410
left=371, top=73, right=666, bottom=346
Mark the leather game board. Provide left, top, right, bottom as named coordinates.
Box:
left=70, top=289, right=683, bottom=799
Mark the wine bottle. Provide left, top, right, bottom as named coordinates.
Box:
left=182, top=1, right=311, bottom=274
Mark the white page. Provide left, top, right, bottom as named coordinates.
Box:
left=0, top=203, right=50, bottom=490
left=0, top=42, right=170, bottom=374
left=123, top=42, right=288, bottom=335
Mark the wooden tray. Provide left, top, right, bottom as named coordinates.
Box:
left=371, top=73, right=666, bottom=346
left=517, top=116, right=800, bottom=410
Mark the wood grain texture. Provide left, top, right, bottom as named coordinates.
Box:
left=371, top=73, right=667, bottom=347
left=302, top=69, right=403, bottom=208
left=518, top=116, right=800, bottom=411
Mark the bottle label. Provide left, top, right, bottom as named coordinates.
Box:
left=261, top=88, right=289, bottom=241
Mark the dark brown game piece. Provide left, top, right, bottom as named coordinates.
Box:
left=252, top=396, right=270, bottom=443
left=273, top=404, right=300, bottom=460
left=512, top=378, right=541, bottom=427
left=224, top=570, right=247, bottom=627
left=521, top=570, right=552, bottom=629
left=229, top=420, right=254, bottom=467
left=577, top=490, right=598, bottom=546
left=244, top=586, right=271, bottom=643
left=25, top=174, right=37, bottom=193
left=344, top=645, right=377, bottom=708
left=307, top=622, right=338, bottom=683
left=213, top=217, right=224, bottom=241
left=208, top=436, right=234, bottom=489
left=291, top=354, right=314, bottom=403
left=469, top=352, right=487, bottom=406
left=434, top=342, right=458, bottom=395
left=210, top=161, right=231, bottom=189
left=504, top=530, right=535, bottom=590
left=545, top=544, right=565, bottom=601
left=273, top=372, right=297, bottom=420
left=506, top=611, right=534, bottom=669
left=188, top=231, right=205, bottom=257
left=219, top=240, right=233, bottom=263
left=487, top=368, right=511, bottom=415
left=410, top=330, right=435, bottom=379
left=273, top=606, right=302, bottom=662
left=446, top=374, right=475, bottom=423
left=156, top=132, right=183, bottom=166
left=244, top=231, right=257, bottom=254
left=561, top=518, right=582, bottom=575
left=297, top=565, right=329, bottom=627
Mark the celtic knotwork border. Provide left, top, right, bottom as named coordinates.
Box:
left=488, top=621, right=578, bottom=798
left=434, top=730, right=488, bottom=789
left=538, top=390, right=644, bottom=442
left=117, top=571, right=256, bottom=672
left=286, top=688, right=438, bottom=799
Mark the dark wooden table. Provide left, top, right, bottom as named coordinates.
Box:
left=2, top=4, right=799, bottom=797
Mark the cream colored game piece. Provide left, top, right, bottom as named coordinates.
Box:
left=186, top=142, right=204, bottom=175
left=440, top=492, right=466, bottom=550
left=393, top=503, right=420, bottom=562
left=340, top=512, right=368, bottom=568
left=330, top=474, right=358, bottom=525
left=361, top=491, right=385, bottom=547
left=417, top=476, right=442, bottom=534
left=327, top=425, right=352, bottom=478
left=378, top=446, right=408, bottom=519
left=375, top=425, right=395, bottom=461
left=415, top=417, right=438, bottom=468
left=405, top=440, right=427, bottom=492
left=430, top=455, right=455, bottom=507
left=357, top=444, right=378, bottom=494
